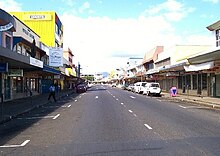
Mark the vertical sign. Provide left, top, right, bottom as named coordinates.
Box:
left=49, top=47, right=63, bottom=67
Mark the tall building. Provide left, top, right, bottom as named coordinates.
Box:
left=10, top=11, right=63, bottom=48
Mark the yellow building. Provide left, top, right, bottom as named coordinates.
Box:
left=10, top=11, right=63, bottom=48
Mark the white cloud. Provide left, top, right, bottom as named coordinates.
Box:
left=202, top=0, right=219, bottom=3
left=79, top=2, right=90, bottom=13
left=61, top=0, right=75, bottom=6
left=61, top=11, right=213, bottom=74
left=0, top=0, right=22, bottom=12
left=142, top=0, right=195, bottom=22
left=0, top=0, right=212, bottom=74
left=61, top=13, right=183, bottom=73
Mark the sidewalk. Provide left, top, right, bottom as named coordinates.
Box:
left=161, top=92, right=220, bottom=109
left=0, top=90, right=75, bottom=124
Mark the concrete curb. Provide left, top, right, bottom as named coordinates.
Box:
left=0, top=91, right=75, bottom=125
left=161, top=95, right=220, bottom=110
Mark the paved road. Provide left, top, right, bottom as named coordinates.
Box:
left=0, top=85, right=220, bottom=155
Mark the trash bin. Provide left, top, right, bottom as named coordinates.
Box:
left=170, top=86, right=177, bottom=97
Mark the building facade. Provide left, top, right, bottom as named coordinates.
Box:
left=10, top=11, right=63, bottom=48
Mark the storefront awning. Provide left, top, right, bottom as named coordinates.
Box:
left=160, top=61, right=186, bottom=72
left=184, top=61, right=214, bottom=72
left=0, top=9, right=16, bottom=32
left=145, top=69, right=160, bottom=75
left=43, top=65, right=61, bottom=75
left=188, top=48, right=220, bottom=64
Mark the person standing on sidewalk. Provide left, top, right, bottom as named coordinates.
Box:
left=48, top=84, right=57, bottom=102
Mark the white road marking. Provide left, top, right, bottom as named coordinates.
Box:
left=43, top=105, right=71, bottom=108
left=53, top=114, right=60, bottom=120
left=130, top=96, right=136, bottom=99
left=144, top=124, right=153, bottom=130
left=116, top=99, right=119, bottom=101
left=0, top=140, right=30, bottom=148
left=95, top=96, right=98, bottom=99
left=74, top=99, right=77, bottom=102
left=179, top=105, right=186, bottom=109
left=133, top=114, right=137, bottom=117
left=128, top=110, right=133, bottom=113
left=79, top=96, right=82, bottom=98
left=179, top=105, right=210, bottom=109
left=21, top=140, right=30, bottom=146
left=17, top=116, right=54, bottom=120
left=121, top=103, right=124, bottom=105
left=113, top=96, right=115, bottom=98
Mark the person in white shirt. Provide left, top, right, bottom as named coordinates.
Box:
left=48, top=84, right=57, bottom=102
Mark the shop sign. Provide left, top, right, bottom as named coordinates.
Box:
left=22, top=28, right=34, bottom=40
left=54, top=75, right=61, bottom=79
left=0, top=22, right=13, bottom=31
left=166, top=72, right=179, bottom=77
left=23, top=14, right=52, bottom=21
left=0, top=63, right=8, bottom=72
left=49, top=47, right=63, bottom=67
left=30, top=57, right=43, bottom=68
left=8, top=69, right=23, bottom=77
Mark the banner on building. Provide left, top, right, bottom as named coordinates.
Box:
left=30, top=57, right=43, bottom=68
left=49, top=47, right=63, bottom=67
left=0, top=23, right=13, bottom=31
left=8, top=69, right=23, bottom=77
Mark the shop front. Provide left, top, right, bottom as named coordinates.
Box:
left=0, top=9, right=16, bottom=101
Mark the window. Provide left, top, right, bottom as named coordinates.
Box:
left=5, top=35, right=11, bottom=49
left=202, top=73, right=207, bottom=90
left=216, top=29, right=220, bottom=47
left=22, top=45, right=26, bottom=55
left=17, top=44, right=22, bottom=54
left=192, top=75, right=197, bottom=90
left=178, top=76, right=182, bottom=89
left=13, top=77, right=23, bottom=93
left=186, top=75, right=191, bottom=89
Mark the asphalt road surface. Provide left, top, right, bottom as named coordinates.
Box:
left=0, top=84, right=220, bottom=156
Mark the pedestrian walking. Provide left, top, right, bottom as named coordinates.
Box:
left=48, top=84, right=57, bottom=102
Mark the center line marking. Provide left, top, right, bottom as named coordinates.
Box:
left=121, top=103, right=124, bottom=105
left=133, top=114, right=137, bottom=117
left=74, top=99, right=77, bottom=102
left=68, top=105, right=71, bottom=108
left=144, top=124, right=153, bottom=130
left=95, top=96, right=98, bottom=99
left=130, top=96, right=136, bottom=99
left=128, top=110, right=133, bottom=113
left=53, top=114, right=60, bottom=120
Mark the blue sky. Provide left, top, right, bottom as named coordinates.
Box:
left=0, top=0, right=219, bottom=73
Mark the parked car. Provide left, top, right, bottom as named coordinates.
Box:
left=133, top=82, right=147, bottom=94
left=127, top=84, right=134, bottom=91
left=111, top=83, right=117, bottom=87
left=143, top=82, right=161, bottom=96
left=76, top=84, right=87, bottom=93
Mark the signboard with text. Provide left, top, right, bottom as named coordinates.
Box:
left=8, top=69, right=23, bottom=77
left=49, top=47, right=63, bottom=67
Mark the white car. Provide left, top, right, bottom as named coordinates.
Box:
left=133, top=82, right=147, bottom=94
left=143, top=82, right=161, bottom=96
